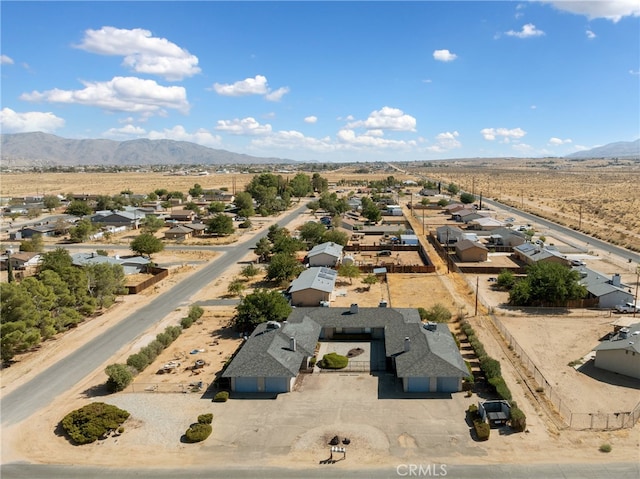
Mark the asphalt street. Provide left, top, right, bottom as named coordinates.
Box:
left=1, top=202, right=308, bottom=427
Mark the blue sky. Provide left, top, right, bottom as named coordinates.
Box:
left=1, top=1, right=639, bottom=163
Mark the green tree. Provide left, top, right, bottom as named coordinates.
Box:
left=19, top=234, right=44, bottom=253
left=419, top=303, right=452, bottom=323
left=460, top=192, right=475, bottom=204
left=298, top=221, right=327, bottom=247
left=446, top=183, right=460, bottom=196
left=85, top=263, right=127, bottom=308
left=233, top=289, right=292, bottom=331
left=65, top=200, right=93, bottom=217
left=361, top=274, right=378, bottom=291
left=508, top=262, right=587, bottom=306
left=69, top=219, right=97, bottom=243
left=362, top=203, right=382, bottom=224
left=206, top=214, right=235, bottom=236
left=227, top=278, right=246, bottom=298
left=130, top=233, right=164, bottom=258
left=496, top=269, right=515, bottom=290
left=240, top=263, right=261, bottom=280
left=233, top=191, right=255, bottom=218
left=207, top=201, right=226, bottom=214
left=272, top=235, right=305, bottom=255
left=140, top=215, right=165, bottom=234
left=338, top=263, right=361, bottom=285
left=289, top=173, right=313, bottom=201
left=254, top=237, right=273, bottom=263
left=266, top=252, right=304, bottom=283
left=0, top=282, right=42, bottom=361
left=307, top=200, right=320, bottom=216
left=189, top=183, right=204, bottom=197
left=311, top=173, right=329, bottom=193
left=322, top=229, right=349, bottom=246
left=105, top=364, right=134, bottom=392
left=43, top=195, right=61, bottom=212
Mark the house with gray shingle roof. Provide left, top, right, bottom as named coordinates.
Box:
left=289, top=267, right=337, bottom=307
left=306, top=241, right=343, bottom=267
left=222, top=307, right=468, bottom=394
left=592, top=322, right=640, bottom=379
left=575, top=267, right=634, bottom=309
left=513, top=243, right=570, bottom=266
left=436, top=225, right=464, bottom=244
left=71, top=252, right=151, bottom=275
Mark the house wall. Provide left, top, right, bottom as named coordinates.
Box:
left=291, top=289, right=331, bottom=307
left=308, top=253, right=338, bottom=267
left=457, top=248, right=487, bottom=262
left=598, top=290, right=634, bottom=309
left=594, top=349, right=640, bottom=379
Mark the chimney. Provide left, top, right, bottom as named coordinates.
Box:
left=289, top=337, right=297, bottom=352
left=350, top=303, right=359, bottom=314
left=611, top=274, right=621, bottom=287
left=404, top=337, right=411, bottom=352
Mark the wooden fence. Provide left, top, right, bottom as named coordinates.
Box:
left=126, top=267, right=169, bottom=294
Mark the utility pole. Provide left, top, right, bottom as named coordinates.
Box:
left=6, top=248, right=14, bottom=283
left=634, top=266, right=639, bottom=319
left=578, top=202, right=582, bottom=230
left=422, top=207, right=425, bottom=236
left=474, top=276, right=479, bottom=316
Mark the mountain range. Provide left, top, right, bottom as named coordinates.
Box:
left=0, top=132, right=295, bottom=167
left=1, top=132, right=638, bottom=167
left=565, top=139, right=639, bottom=159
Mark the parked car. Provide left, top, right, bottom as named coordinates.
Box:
left=377, top=250, right=392, bottom=256
left=615, top=303, right=640, bottom=314
left=233, top=216, right=246, bottom=222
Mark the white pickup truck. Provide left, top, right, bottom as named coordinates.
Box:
left=615, top=302, right=640, bottom=314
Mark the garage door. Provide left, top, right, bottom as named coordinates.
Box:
left=265, top=377, right=289, bottom=393
left=343, top=327, right=364, bottom=334
left=406, top=377, right=430, bottom=393
left=234, top=377, right=258, bottom=393
left=436, top=377, right=459, bottom=393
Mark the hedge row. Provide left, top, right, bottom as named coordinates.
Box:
left=105, top=324, right=183, bottom=392
left=181, top=304, right=204, bottom=329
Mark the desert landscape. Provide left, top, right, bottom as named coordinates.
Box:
left=1, top=161, right=640, bottom=475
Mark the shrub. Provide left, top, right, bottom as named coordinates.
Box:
left=139, top=345, right=158, bottom=363
left=599, top=443, right=612, bottom=453
left=480, top=357, right=501, bottom=379
left=488, top=376, right=512, bottom=401
left=198, top=413, right=213, bottom=424
left=309, top=357, right=317, bottom=367
left=188, top=304, right=204, bottom=321
left=319, top=352, right=348, bottom=369
left=105, top=363, right=133, bottom=392
left=147, top=339, right=165, bottom=357
left=509, top=406, right=527, bottom=432
left=126, top=352, right=150, bottom=372
left=213, top=391, right=229, bottom=402
left=421, top=303, right=452, bottom=323
left=156, top=332, right=173, bottom=347
left=61, top=402, right=130, bottom=445
left=467, top=403, right=479, bottom=417
left=165, top=325, right=182, bottom=341
left=184, top=423, right=212, bottom=443
left=181, top=316, right=195, bottom=329
left=473, top=419, right=490, bottom=441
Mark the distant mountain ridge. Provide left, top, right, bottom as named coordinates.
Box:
left=565, top=139, right=640, bottom=159
left=0, top=132, right=296, bottom=166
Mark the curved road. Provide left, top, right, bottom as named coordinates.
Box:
left=1, top=203, right=308, bottom=427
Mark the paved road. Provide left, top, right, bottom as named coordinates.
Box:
left=1, top=203, right=308, bottom=427
left=482, top=197, right=640, bottom=265
left=2, top=462, right=639, bottom=479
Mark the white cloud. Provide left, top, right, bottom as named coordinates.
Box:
left=346, top=106, right=417, bottom=132
left=102, top=124, right=147, bottom=139
left=630, top=69, right=640, bottom=75
left=586, top=30, right=596, bottom=39
left=433, top=131, right=462, bottom=150
left=433, top=49, right=457, bottom=62
left=541, top=0, right=640, bottom=22
left=75, top=26, right=200, bottom=81
left=0, top=107, right=65, bottom=133
left=20, top=76, right=189, bottom=116
left=505, top=23, right=545, bottom=38
left=1, top=55, right=14, bottom=65
left=336, top=129, right=416, bottom=149
left=304, top=116, right=318, bottom=124
left=147, top=125, right=222, bottom=147
left=530, top=105, right=537, bottom=109
left=213, top=75, right=289, bottom=101
left=481, top=127, right=527, bottom=141
left=548, top=137, right=572, bottom=145
left=250, top=130, right=335, bottom=153
left=215, top=117, right=272, bottom=136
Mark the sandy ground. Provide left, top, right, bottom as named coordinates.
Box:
left=2, top=187, right=640, bottom=470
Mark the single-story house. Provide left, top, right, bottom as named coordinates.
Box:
left=289, top=267, right=337, bottom=307
left=592, top=322, right=640, bottom=380
left=436, top=225, right=464, bottom=244
left=576, top=268, right=634, bottom=309
left=223, top=307, right=468, bottom=394
left=485, top=227, right=526, bottom=247
left=419, top=188, right=438, bottom=196
left=0, top=251, right=41, bottom=271
left=71, top=252, right=151, bottom=274
left=442, top=203, right=465, bottom=214
left=168, top=209, right=196, bottom=222
left=454, top=210, right=491, bottom=224
left=13, top=224, right=60, bottom=239
left=400, top=234, right=419, bottom=246
left=467, top=217, right=504, bottom=231
left=513, top=243, right=570, bottom=266
left=306, top=241, right=343, bottom=267
left=91, top=210, right=144, bottom=229
left=164, top=225, right=194, bottom=240
left=202, top=189, right=235, bottom=203
left=455, top=239, right=488, bottom=262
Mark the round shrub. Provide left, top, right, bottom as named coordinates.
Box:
left=599, top=443, right=612, bottom=453
left=181, top=316, right=195, bottom=329
left=61, top=402, right=130, bottom=445
left=184, top=423, right=212, bottom=443
left=105, top=363, right=134, bottom=392
left=213, top=391, right=229, bottom=402
left=319, top=352, right=348, bottom=369
left=509, top=406, right=527, bottom=432
left=126, top=352, right=150, bottom=372
left=198, top=413, right=213, bottom=424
